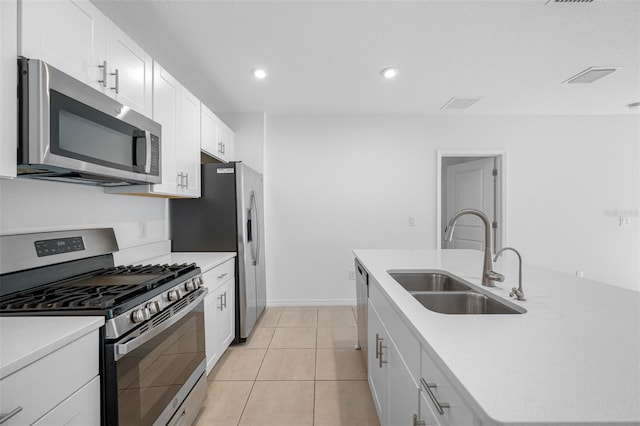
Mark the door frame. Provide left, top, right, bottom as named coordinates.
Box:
left=436, top=149, right=507, bottom=250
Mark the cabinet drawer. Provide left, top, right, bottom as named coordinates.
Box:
left=202, top=259, right=235, bottom=292
left=0, top=330, right=99, bottom=426
left=369, top=278, right=421, bottom=383
left=33, top=376, right=100, bottom=426
left=420, top=347, right=476, bottom=426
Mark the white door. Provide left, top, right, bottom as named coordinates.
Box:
left=444, top=158, right=495, bottom=250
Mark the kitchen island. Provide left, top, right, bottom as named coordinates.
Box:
left=354, top=249, right=640, bottom=425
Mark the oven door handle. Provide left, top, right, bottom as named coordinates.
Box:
left=114, top=289, right=206, bottom=361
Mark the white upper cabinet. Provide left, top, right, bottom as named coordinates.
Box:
left=0, top=0, right=18, bottom=178
left=178, top=86, right=201, bottom=197
left=104, top=20, right=152, bottom=116
left=19, top=0, right=152, bottom=117
left=201, top=104, right=234, bottom=163
left=19, top=0, right=106, bottom=92
left=106, top=62, right=200, bottom=198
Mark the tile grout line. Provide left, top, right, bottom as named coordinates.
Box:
left=236, top=312, right=276, bottom=426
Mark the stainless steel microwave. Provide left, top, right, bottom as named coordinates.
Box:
left=17, top=58, right=161, bottom=186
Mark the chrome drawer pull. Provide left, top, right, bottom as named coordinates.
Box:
left=375, top=333, right=381, bottom=359
left=420, top=377, right=450, bottom=415
left=0, top=407, right=23, bottom=424
left=217, top=273, right=228, bottom=280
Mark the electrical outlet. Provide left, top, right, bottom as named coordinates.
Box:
left=409, top=216, right=416, bottom=227
left=348, top=270, right=356, bottom=280
left=619, top=216, right=631, bottom=227
left=576, top=270, right=584, bottom=278
left=139, top=221, right=147, bottom=238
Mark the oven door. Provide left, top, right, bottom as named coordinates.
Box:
left=104, top=289, right=206, bottom=426
left=19, top=58, right=161, bottom=184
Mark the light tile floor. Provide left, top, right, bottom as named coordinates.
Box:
left=194, top=306, right=380, bottom=426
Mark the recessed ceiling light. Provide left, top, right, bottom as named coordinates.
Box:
left=253, top=69, right=267, bottom=79
left=380, top=67, right=399, bottom=79
left=563, top=67, right=618, bottom=84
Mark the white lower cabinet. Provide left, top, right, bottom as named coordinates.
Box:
left=420, top=347, right=477, bottom=426
left=367, top=275, right=479, bottom=426
left=203, top=259, right=236, bottom=373
left=368, top=300, right=420, bottom=426
left=0, top=329, right=100, bottom=426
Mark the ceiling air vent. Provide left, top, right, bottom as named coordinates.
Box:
left=441, top=97, right=482, bottom=110
left=563, top=67, right=618, bottom=84
left=546, top=0, right=594, bottom=4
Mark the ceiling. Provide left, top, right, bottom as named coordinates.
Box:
left=93, top=0, right=640, bottom=115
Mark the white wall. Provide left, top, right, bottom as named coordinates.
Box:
left=0, top=178, right=167, bottom=249
left=264, top=114, right=640, bottom=305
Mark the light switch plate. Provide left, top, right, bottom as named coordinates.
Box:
left=619, top=217, right=631, bottom=227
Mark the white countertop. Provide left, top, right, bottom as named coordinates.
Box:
left=137, top=252, right=236, bottom=273
left=0, top=316, right=104, bottom=380
left=353, top=249, right=640, bottom=425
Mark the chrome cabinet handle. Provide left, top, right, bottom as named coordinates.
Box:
left=218, top=141, right=223, bottom=154
left=222, top=142, right=225, bottom=155
left=98, top=60, right=108, bottom=87
left=110, top=68, right=119, bottom=93
left=375, top=333, right=382, bottom=359
left=217, top=294, right=224, bottom=311
left=217, top=272, right=228, bottom=280
left=376, top=335, right=387, bottom=368
left=412, top=414, right=426, bottom=426
left=0, top=407, right=23, bottom=424
left=420, top=377, right=450, bottom=415
left=185, top=172, right=189, bottom=188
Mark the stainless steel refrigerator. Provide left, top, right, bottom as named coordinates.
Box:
left=170, top=162, right=266, bottom=342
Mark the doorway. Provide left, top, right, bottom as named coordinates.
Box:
left=436, top=150, right=505, bottom=252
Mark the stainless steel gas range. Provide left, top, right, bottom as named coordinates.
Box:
left=0, top=229, right=207, bottom=426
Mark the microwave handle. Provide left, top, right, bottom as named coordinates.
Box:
left=144, top=130, right=152, bottom=174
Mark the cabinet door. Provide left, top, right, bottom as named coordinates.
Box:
left=200, top=104, right=219, bottom=158
left=19, top=0, right=106, bottom=91
left=0, top=0, right=17, bottom=178
left=217, top=122, right=234, bottom=162
left=105, top=20, right=152, bottom=117
left=151, top=63, right=179, bottom=194
left=178, top=87, right=201, bottom=197
left=219, top=279, right=235, bottom=349
left=204, top=290, right=219, bottom=374
left=367, top=302, right=387, bottom=423
left=386, top=338, right=420, bottom=426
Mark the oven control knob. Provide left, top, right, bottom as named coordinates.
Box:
left=167, top=289, right=181, bottom=302
left=146, top=301, right=161, bottom=315
left=185, top=279, right=197, bottom=292
left=195, top=276, right=204, bottom=287
left=131, top=308, right=149, bottom=323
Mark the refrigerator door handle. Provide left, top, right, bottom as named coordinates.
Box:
left=254, top=191, right=261, bottom=266
left=249, top=191, right=258, bottom=265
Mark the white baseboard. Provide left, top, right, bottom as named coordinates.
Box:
left=267, top=298, right=356, bottom=307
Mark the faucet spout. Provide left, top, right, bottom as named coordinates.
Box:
left=443, top=208, right=502, bottom=287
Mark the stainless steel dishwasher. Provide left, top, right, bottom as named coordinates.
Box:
left=355, top=259, right=368, bottom=367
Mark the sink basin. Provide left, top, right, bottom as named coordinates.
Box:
left=412, top=292, right=525, bottom=315
left=389, top=271, right=471, bottom=292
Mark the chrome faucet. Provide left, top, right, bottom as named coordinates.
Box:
left=493, top=247, right=525, bottom=301
left=443, top=208, right=504, bottom=287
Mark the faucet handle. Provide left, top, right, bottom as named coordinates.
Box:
left=486, top=270, right=505, bottom=282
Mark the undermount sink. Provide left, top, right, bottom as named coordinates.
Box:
left=388, top=271, right=471, bottom=292
left=412, top=292, right=525, bottom=315
left=387, top=269, right=525, bottom=315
